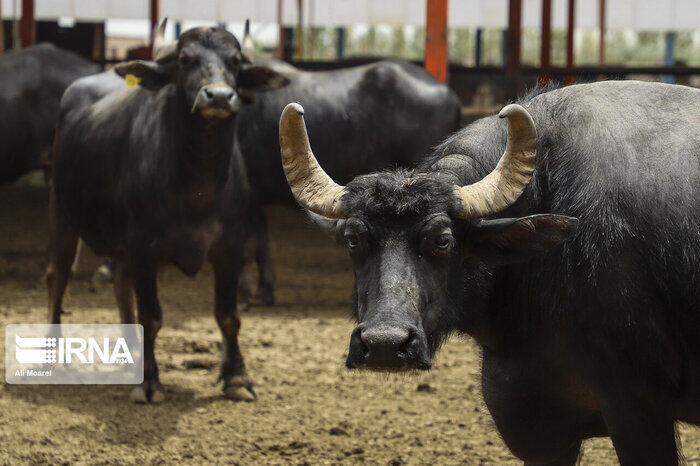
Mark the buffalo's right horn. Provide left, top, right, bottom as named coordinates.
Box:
left=279, top=103, right=347, bottom=219
left=153, top=18, right=178, bottom=62
left=453, top=104, right=537, bottom=218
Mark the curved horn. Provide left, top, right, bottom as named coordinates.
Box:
left=279, top=103, right=347, bottom=218
left=241, top=19, right=254, bottom=64
left=153, top=17, right=178, bottom=62
left=454, top=104, right=537, bottom=218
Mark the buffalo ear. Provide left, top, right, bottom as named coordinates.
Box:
left=306, top=211, right=346, bottom=243
left=114, top=60, right=176, bottom=90
left=239, top=65, right=290, bottom=93
left=465, top=214, right=578, bottom=264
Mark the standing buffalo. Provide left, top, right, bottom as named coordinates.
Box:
left=234, top=57, right=461, bottom=309
left=0, top=43, right=99, bottom=184
left=49, top=22, right=288, bottom=403
left=280, top=81, right=699, bottom=464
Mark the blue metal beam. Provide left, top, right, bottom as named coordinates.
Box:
left=664, top=31, right=676, bottom=84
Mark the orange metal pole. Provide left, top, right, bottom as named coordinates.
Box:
left=425, top=0, right=448, bottom=83
left=539, top=0, right=551, bottom=86
left=20, top=0, right=35, bottom=48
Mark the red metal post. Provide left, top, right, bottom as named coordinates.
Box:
left=277, top=0, right=285, bottom=59
left=150, top=0, right=159, bottom=58
left=425, top=0, right=448, bottom=83
left=565, top=0, right=575, bottom=84
left=598, top=0, right=606, bottom=65
left=20, top=0, right=35, bottom=48
left=506, top=0, right=522, bottom=99
left=539, top=0, right=551, bottom=85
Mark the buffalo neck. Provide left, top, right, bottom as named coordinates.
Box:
left=170, top=88, right=236, bottom=213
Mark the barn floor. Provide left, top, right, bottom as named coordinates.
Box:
left=0, top=182, right=698, bottom=465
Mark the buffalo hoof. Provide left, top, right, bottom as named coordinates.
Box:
left=223, top=376, right=256, bottom=402
left=256, top=290, right=274, bottom=306
left=130, top=380, right=165, bottom=404
left=236, top=300, right=250, bottom=313
left=92, top=263, right=115, bottom=284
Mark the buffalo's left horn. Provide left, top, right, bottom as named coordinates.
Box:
left=242, top=19, right=254, bottom=64
left=453, top=104, right=537, bottom=218
left=279, top=103, right=347, bottom=218
left=153, top=17, right=178, bottom=62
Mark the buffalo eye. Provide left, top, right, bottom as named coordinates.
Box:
left=228, top=54, right=241, bottom=66
left=179, top=53, right=195, bottom=66
left=434, top=234, right=451, bottom=250
left=345, top=234, right=359, bottom=250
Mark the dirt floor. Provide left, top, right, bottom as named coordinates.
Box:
left=0, top=182, right=698, bottom=465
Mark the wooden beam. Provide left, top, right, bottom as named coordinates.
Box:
left=506, top=0, right=522, bottom=99
left=20, top=0, right=35, bottom=48
left=425, top=0, right=448, bottom=83
left=565, top=0, right=575, bottom=84
left=598, top=0, right=605, bottom=65
left=539, top=0, right=551, bottom=85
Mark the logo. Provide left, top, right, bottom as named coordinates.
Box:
left=15, top=335, right=134, bottom=365
left=15, top=335, right=57, bottom=364
left=6, top=324, right=143, bottom=384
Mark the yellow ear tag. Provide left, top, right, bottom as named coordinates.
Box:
left=125, top=74, right=141, bottom=89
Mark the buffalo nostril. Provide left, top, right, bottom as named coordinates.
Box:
left=346, top=326, right=369, bottom=368
left=204, top=89, right=214, bottom=100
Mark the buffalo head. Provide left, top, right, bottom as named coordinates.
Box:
left=279, top=103, right=578, bottom=371
left=114, top=19, right=289, bottom=119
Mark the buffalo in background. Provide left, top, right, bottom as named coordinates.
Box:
left=49, top=22, right=289, bottom=403
left=0, top=43, right=99, bottom=184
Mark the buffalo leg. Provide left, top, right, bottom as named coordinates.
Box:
left=113, top=261, right=135, bottom=324
left=253, top=212, right=275, bottom=306
left=524, top=442, right=581, bottom=466
left=602, top=398, right=677, bottom=465
left=237, top=204, right=274, bottom=310
left=236, top=237, right=255, bottom=312
left=129, top=259, right=164, bottom=404
left=46, top=186, right=79, bottom=324
left=211, top=239, right=254, bottom=401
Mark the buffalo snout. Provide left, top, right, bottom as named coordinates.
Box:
left=346, top=322, right=431, bottom=371
left=196, top=83, right=240, bottom=117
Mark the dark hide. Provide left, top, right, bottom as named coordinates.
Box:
left=314, top=81, right=700, bottom=464
left=0, top=44, right=99, bottom=184
left=49, top=27, right=288, bottom=402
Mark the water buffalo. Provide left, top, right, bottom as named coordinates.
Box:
left=0, top=43, right=99, bottom=184
left=234, top=57, right=461, bottom=309
left=48, top=21, right=288, bottom=403
left=279, top=81, right=700, bottom=464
